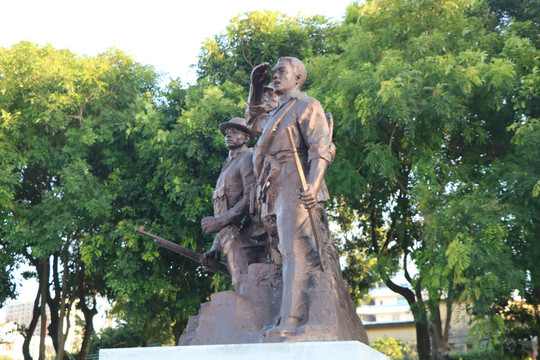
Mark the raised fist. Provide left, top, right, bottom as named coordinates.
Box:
left=251, top=63, right=270, bottom=87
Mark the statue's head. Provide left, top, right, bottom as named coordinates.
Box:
left=272, top=57, right=307, bottom=95
left=219, top=117, right=253, bottom=149
left=263, top=82, right=278, bottom=112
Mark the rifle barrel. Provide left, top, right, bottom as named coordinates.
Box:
left=135, top=227, right=230, bottom=277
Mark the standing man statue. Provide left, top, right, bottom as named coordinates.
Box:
left=201, top=117, right=265, bottom=290
left=248, top=57, right=338, bottom=337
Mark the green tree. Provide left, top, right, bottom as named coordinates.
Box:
left=308, top=0, right=537, bottom=358
left=467, top=1, right=540, bottom=353
left=0, top=89, right=27, bottom=307
left=0, top=41, right=159, bottom=360
left=88, top=324, right=142, bottom=353
left=371, top=337, right=415, bottom=360
left=495, top=31, right=540, bottom=358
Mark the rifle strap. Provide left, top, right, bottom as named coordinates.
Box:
left=257, top=98, right=298, bottom=151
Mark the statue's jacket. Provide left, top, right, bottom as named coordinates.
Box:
left=252, top=92, right=335, bottom=217
left=212, top=148, right=259, bottom=251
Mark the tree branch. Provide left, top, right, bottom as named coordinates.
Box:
left=386, top=278, right=416, bottom=304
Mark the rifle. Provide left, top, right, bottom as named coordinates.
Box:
left=135, top=226, right=231, bottom=277
left=286, top=127, right=327, bottom=271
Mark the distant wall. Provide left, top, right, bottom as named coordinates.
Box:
left=364, top=322, right=417, bottom=344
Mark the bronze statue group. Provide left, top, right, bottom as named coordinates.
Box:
left=194, top=57, right=367, bottom=343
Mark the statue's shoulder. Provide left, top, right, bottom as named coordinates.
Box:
left=237, top=148, right=254, bottom=165
left=296, top=92, right=314, bottom=103
left=295, top=93, right=323, bottom=111
left=235, top=149, right=254, bottom=177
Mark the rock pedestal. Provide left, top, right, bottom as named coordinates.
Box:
left=179, top=263, right=368, bottom=345
left=180, top=263, right=282, bottom=345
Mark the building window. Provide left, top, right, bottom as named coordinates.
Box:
left=397, top=297, right=408, bottom=305
left=361, top=315, right=376, bottom=322
left=392, top=314, right=401, bottom=322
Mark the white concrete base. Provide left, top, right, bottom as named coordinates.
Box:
left=100, top=341, right=388, bottom=360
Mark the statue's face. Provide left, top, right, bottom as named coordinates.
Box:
left=224, top=127, right=249, bottom=149
left=263, top=89, right=278, bottom=112
left=272, top=60, right=297, bottom=95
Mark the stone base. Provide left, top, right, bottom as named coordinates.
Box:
left=180, top=263, right=368, bottom=345
left=100, top=341, right=389, bottom=360
left=180, top=263, right=282, bottom=345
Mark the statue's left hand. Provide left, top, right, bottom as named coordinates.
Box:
left=201, top=249, right=220, bottom=271
left=251, top=63, right=270, bottom=86
left=201, top=216, right=225, bottom=234
left=300, top=184, right=318, bottom=209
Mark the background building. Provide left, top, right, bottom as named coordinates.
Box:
left=357, top=273, right=474, bottom=350
left=357, top=281, right=417, bottom=344
left=0, top=299, right=79, bottom=360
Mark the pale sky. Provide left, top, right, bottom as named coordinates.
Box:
left=1, top=0, right=355, bottom=84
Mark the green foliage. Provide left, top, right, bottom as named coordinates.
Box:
left=489, top=299, right=540, bottom=358
left=197, top=10, right=346, bottom=89
left=0, top=252, right=16, bottom=306
left=533, top=180, right=540, bottom=198
left=341, top=247, right=378, bottom=305
left=371, top=337, right=416, bottom=360
left=308, top=0, right=539, bottom=357
left=487, top=0, right=540, bottom=49
left=88, top=324, right=150, bottom=353
left=466, top=315, right=505, bottom=350
left=448, top=348, right=501, bottom=360
left=0, top=41, right=162, bottom=356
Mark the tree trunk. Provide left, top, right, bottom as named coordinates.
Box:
left=386, top=278, right=432, bottom=360
left=172, top=318, right=186, bottom=345
left=23, top=288, right=42, bottom=360
left=38, top=257, right=49, bottom=360
left=55, top=295, right=70, bottom=360
left=75, top=265, right=97, bottom=360
left=75, top=302, right=97, bottom=360
left=47, top=287, right=71, bottom=360
left=47, top=254, right=60, bottom=354
left=428, top=300, right=451, bottom=360
left=415, top=320, right=432, bottom=360
left=47, top=248, right=71, bottom=360
left=47, top=296, right=59, bottom=351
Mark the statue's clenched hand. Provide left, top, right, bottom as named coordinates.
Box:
left=300, top=184, right=318, bottom=209
left=251, top=63, right=270, bottom=87
left=201, top=249, right=220, bottom=271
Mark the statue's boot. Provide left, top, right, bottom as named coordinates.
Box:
left=266, top=316, right=301, bottom=337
